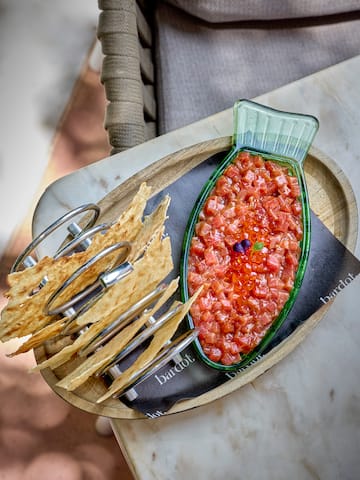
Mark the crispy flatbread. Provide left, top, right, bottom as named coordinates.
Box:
left=1, top=182, right=199, bottom=413
left=12, top=192, right=171, bottom=351
left=0, top=183, right=152, bottom=341
left=96, top=291, right=200, bottom=403
left=32, top=230, right=172, bottom=372
left=128, top=195, right=170, bottom=263
left=8, top=318, right=66, bottom=356
left=56, top=278, right=179, bottom=391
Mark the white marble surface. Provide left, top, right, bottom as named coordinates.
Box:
left=0, top=0, right=98, bottom=255
left=33, top=56, right=360, bottom=480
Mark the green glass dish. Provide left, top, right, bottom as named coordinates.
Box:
left=180, top=99, right=319, bottom=371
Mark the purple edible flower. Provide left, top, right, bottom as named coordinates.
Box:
left=241, top=239, right=251, bottom=252
left=233, top=239, right=251, bottom=254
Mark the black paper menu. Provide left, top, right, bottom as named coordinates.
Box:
left=119, top=153, right=360, bottom=417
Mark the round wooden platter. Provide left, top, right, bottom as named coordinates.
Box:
left=35, top=137, right=358, bottom=419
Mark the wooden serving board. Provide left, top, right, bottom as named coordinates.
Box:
left=35, top=138, right=358, bottom=419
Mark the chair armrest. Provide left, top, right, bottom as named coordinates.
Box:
left=97, top=0, right=157, bottom=154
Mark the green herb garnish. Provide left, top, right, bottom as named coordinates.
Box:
left=253, top=241, right=264, bottom=251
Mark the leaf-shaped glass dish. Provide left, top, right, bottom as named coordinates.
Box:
left=180, top=99, right=319, bottom=371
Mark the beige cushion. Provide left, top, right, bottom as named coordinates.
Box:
left=165, top=0, right=360, bottom=22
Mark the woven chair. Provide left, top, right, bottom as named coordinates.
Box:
left=97, top=0, right=157, bottom=154
left=97, top=0, right=360, bottom=156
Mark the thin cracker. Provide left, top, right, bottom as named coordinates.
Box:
left=96, top=290, right=200, bottom=403
left=0, top=183, right=152, bottom=341
left=8, top=318, right=66, bottom=356
left=128, top=195, right=170, bottom=263
left=32, top=232, right=172, bottom=372
left=56, top=278, right=179, bottom=391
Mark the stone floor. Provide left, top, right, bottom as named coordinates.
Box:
left=0, top=2, right=134, bottom=478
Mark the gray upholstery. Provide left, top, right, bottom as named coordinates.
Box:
left=165, top=0, right=360, bottom=22
left=155, top=2, right=360, bottom=134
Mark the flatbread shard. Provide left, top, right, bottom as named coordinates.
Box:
left=0, top=255, right=84, bottom=341
left=74, top=226, right=171, bottom=327
left=8, top=318, right=66, bottom=357
left=56, top=278, right=179, bottom=391
left=0, top=183, right=152, bottom=342
left=32, top=230, right=173, bottom=372
left=8, top=190, right=170, bottom=353
left=96, top=290, right=200, bottom=404
left=128, top=195, right=170, bottom=263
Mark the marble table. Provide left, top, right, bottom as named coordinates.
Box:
left=34, top=56, right=360, bottom=479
